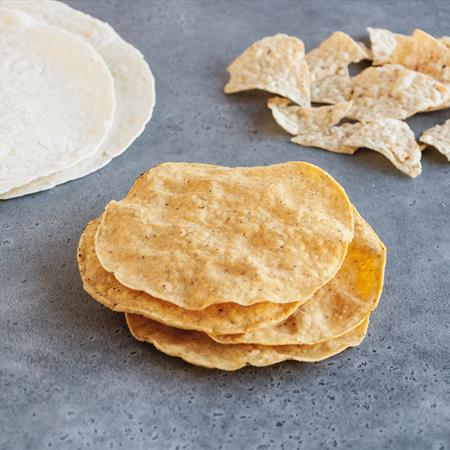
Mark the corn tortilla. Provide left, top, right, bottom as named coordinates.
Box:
left=126, top=313, right=369, bottom=371
left=210, top=209, right=385, bottom=345
left=78, top=219, right=301, bottom=335
left=95, top=162, right=354, bottom=309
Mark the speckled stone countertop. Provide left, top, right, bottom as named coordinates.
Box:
left=1, top=1, right=449, bottom=449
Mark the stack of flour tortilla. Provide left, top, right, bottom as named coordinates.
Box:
left=0, top=1, right=155, bottom=199
left=78, top=162, right=386, bottom=371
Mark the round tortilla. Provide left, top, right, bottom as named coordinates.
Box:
left=0, top=0, right=155, bottom=199
left=77, top=218, right=302, bottom=335
left=125, top=313, right=369, bottom=371
left=210, top=208, right=386, bottom=345
left=95, top=162, right=354, bottom=309
left=0, top=7, right=115, bottom=194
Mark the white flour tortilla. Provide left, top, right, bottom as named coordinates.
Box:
left=0, top=0, right=155, bottom=199
left=0, top=7, right=115, bottom=194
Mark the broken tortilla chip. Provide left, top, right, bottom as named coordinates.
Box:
left=348, top=64, right=450, bottom=121
left=367, top=27, right=408, bottom=65
left=419, top=119, right=450, bottom=161
left=390, top=29, right=450, bottom=83
left=345, top=119, right=422, bottom=177
left=291, top=123, right=360, bottom=154
left=268, top=96, right=352, bottom=135
left=126, top=313, right=369, bottom=371
left=306, top=31, right=369, bottom=103
left=358, top=42, right=373, bottom=60
left=224, top=34, right=310, bottom=106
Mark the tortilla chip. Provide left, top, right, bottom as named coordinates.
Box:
left=291, top=123, right=360, bottom=154
left=439, top=36, right=450, bottom=50
left=390, top=29, right=450, bottom=83
left=358, top=42, right=373, bottom=60
left=126, top=313, right=369, bottom=371
left=419, top=119, right=450, bottom=161
left=211, top=209, right=385, bottom=345
left=95, top=162, right=354, bottom=309
left=367, top=27, right=408, bottom=65
left=306, top=31, right=369, bottom=103
left=78, top=219, right=301, bottom=335
left=345, top=119, right=422, bottom=177
left=348, top=64, right=450, bottom=121
left=311, top=75, right=354, bottom=105
left=268, top=96, right=352, bottom=135
left=224, top=34, right=310, bottom=106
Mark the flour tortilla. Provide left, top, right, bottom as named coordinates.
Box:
left=78, top=218, right=301, bottom=335
left=0, top=7, right=115, bottom=194
left=0, top=0, right=155, bottom=199
left=126, top=313, right=369, bottom=370
left=95, top=162, right=354, bottom=309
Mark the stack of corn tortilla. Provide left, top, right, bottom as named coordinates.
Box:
left=78, top=162, right=386, bottom=371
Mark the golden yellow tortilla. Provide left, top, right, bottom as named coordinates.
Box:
left=210, top=209, right=385, bottom=345
left=78, top=218, right=301, bottom=335
left=95, top=162, right=354, bottom=309
left=126, top=313, right=369, bottom=371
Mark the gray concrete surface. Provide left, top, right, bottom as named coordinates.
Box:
left=1, top=0, right=450, bottom=449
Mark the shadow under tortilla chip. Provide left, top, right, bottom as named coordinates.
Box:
left=224, top=34, right=310, bottom=106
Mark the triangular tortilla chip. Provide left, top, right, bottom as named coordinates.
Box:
left=367, top=27, right=408, bottom=65
left=306, top=31, right=369, bottom=103
left=348, top=64, right=450, bottom=121
left=390, top=29, right=450, bottom=83
left=345, top=119, right=422, bottom=177
left=419, top=119, right=450, bottom=161
left=224, top=34, right=310, bottom=106
left=268, top=96, right=352, bottom=135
